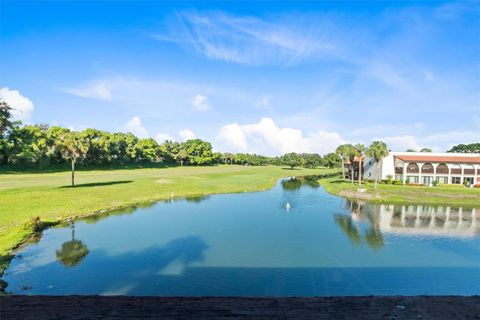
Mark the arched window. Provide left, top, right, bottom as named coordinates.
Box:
left=421, top=163, right=434, bottom=174
left=406, top=163, right=419, bottom=174
left=436, top=163, right=448, bottom=175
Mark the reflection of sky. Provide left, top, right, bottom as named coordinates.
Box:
left=3, top=179, right=480, bottom=295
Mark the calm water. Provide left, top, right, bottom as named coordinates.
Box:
left=3, top=176, right=480, bottom=296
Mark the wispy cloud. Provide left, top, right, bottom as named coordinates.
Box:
left=191, top=94, right=210, bottom=112
left=156, top=11, right=341, bottom=66
left=63, top=81, right=112, bottom=101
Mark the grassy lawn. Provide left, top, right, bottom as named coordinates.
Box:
left=319, top=176, right=480, bottom=207
left=0, top=165, right=335, bottom=273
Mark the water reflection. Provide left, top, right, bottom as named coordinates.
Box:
left=281, top=176, right=320, bottom=191
left=335, top=201, right=384, bottom=250
left=55, top=222, right=89, bottom=267
left=378, top=204, right=480, bottom=238
left=337, top=201, right=480, bottom=248
left=184, top=195, right=210, bottom=204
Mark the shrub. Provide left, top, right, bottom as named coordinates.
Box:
left=473, top=184, right=480, bottom=188
left=392, top=180, right=403, bottom=185
left=22, top=216, right=43, bottom=233
left=407, top=183, right=424, bottom=187
left=432, top=180, right=439, bottom=187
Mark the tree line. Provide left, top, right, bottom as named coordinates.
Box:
left=0, top=101, right=342, bottom=174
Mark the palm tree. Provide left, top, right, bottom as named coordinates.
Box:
left=335, top=144, right=350, bottom=180
left=0, top=101, right=13, bottom=135
left=57, top=132, right=89, bottom=187
left=355, top=144, right=366, bottom=185
left=366, top=141, right=389, bottom=189
left=56, top=222, right=89, bottom=267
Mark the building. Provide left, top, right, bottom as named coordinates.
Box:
left=363, top=152, right=480, bottom=185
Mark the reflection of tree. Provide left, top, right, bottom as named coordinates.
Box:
left=335, top=215, right=361, bottom=246
left=281, top=176, right=320, bottom=191
left=185, top=195, right=210, bottom=204
left=56, top=223, right=89, bottom=267
left=281, top=178, right=303, bottom=191
left=364, top=228, right=384, bottom=251
left=335, top=200, right=385, bottom=250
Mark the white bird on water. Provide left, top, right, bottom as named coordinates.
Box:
left=285, top=202, right=291, bottom=211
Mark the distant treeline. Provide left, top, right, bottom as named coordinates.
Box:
left=447, top=143, right=480, bottom=153
left=0, top=121, right=341, bottom=169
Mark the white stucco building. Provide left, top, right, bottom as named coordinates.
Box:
left=363, top=152, right=480, bottom=185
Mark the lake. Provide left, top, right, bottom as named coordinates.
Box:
left=2, top=176, right=480, bottom=296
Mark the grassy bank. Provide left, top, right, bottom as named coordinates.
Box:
left=319, top=176, right=480, bottom=207
left=0, top=165, right=335, bottom=273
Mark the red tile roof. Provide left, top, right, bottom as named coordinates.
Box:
left=395, top=155, right=480, bottom=164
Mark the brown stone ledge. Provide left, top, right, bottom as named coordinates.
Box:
left=1, top=295, right=480, bottom=320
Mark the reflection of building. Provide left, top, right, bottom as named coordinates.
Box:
left=363, top=152, right=480, bottom=185
left=377, top=204, right=480, bottom=238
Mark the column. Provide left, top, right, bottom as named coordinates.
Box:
left=403, top=162, right=407, bottom=185
left=418, top=162, right=423, bottom=184
left=474, top=165, right=478, bottom=186
left=448, top=165, right=451, bottom=184
left=433, top=163, right=437, bottom=184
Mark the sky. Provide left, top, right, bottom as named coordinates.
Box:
left=0, top=0, right=479, bottom=155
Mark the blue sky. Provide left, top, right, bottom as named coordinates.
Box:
left=1, top=0, right=479, bottom=155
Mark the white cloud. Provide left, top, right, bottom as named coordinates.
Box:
left=379, top=131, right=480, bottom=152
left=217, top=117, right=345, bottom=155
left=0, top=87, right=34, bottom=121
left=123, top=116, right=148, bottom=138
left=191, top=94, right=210, bottom=112
left=155, top=132, right=174, bottom=143
left=64, top=81, right=112, bottom=101
left=380, top=135, right=421, bottom=152
left=179, top=129, right=196, bottom=140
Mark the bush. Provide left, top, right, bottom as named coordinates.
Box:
left=22, top=216, right=43, bottom=233
left=473, top=184, right=480, bottom=188
left=432, top=180, right=439, bottom=187
left=407, top=183, right=424, bottom=187
left=392, top=180, right=403, bottom=185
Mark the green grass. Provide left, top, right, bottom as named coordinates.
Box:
left=319, top=176, right=480, bottom=207
left=0, top=165, right=335, bottom=273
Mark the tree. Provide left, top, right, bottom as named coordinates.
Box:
left=301, top=153, right=323, bottom=168
left=336, top=144, right=352, bottom=180
left=448, top=143, right=480, bottom=153
left=222, top=152, right=234, bottom=164
left=57, top=131, right=89, bottom=187
left=323, top=152, right=341, bottom=168
left=336, top=144, right=358, bottom=183
left=136, top=138, right=161, bottom=162
left=281, top=152, right=303, bottom=169
left=355, top=143, right=366, bottom=185
left=56, top=223, right=89, bottom=267
left=0, top=101, right=13, bottom=135
left=176, top=148, right=188, bottom=166
left=420, top=148, right=432, bottom=152
left=366, top=141, right=389, bottom=189
left=182, top=139, right=213, bottom=165
left=406, top=149, right=416, bottom=152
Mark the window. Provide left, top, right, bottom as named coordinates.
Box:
left=452, top=177, right=461, bottom=184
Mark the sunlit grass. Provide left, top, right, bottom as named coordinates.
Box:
left=319, top=176, right=480, bottom=207
left=0, top=165, right=335, bottom=271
